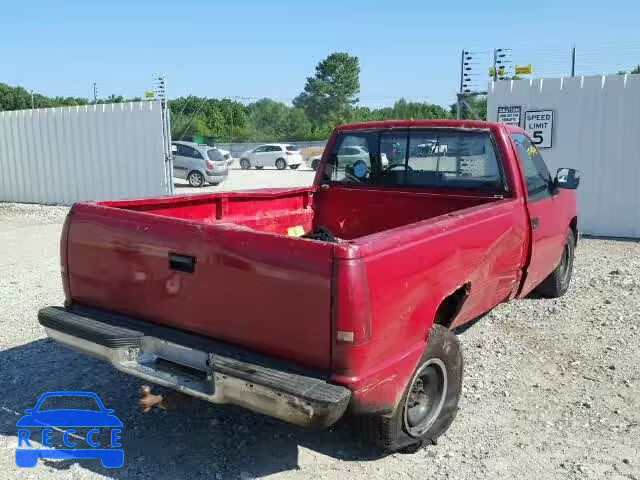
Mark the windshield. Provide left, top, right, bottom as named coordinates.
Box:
left=37, top=395, right=101, bottom=412
left=324, top=129, right=505, bottom=191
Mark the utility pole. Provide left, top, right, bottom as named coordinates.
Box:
left=92, top=82, right=98, bottom=103
left=493, top=49, right=509, bottom=81
left=457, top=49, right=487, bottom=120
left=571, top=46, right=576, bottom=77
left=154, top=75, right=174, bottom=194
left=457, top=50, right=465, bottom=119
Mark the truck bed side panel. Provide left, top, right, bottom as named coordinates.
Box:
left=331, top=199, right=529, bottom=411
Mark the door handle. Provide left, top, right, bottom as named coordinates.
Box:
left=531, top=217, right=540, bottom=230
left=169, top=253, right=196, bottom=273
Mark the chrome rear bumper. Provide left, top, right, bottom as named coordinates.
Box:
left=39, top=306, right=350, bottom=428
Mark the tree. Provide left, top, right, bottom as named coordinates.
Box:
left=449, top=96, right=487, bottom=121
left=293, top=52, right=360, bottom=126
left=631, top=65, right=640, bottom=74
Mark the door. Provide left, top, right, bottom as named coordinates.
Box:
left=175, top=144, right=204, bottom=177
left=511, top=133, right=567, bottom=296
left=267, top=145, right=283, bottom=166
left=172, top=144, right=188, bottom=179
left=251, top=145, right=268, bottom=166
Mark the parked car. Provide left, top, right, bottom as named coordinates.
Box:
left=239, top=144, right=303, bottom=170
left=40, top=120, right=579, bottom=453
left=171, top=141, right=229, bottom=187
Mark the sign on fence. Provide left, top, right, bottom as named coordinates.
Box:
left=497, top=106, right=522, bottom=126
left=524, top=110, right=553, bottom=148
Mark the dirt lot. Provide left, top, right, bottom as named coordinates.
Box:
left=0, top=179, right=639, bottom=479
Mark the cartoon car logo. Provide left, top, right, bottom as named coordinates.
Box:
left=16, top=391, right=124, bottom=468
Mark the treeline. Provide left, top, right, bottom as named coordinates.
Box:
left=169, top=96, right=453, bottom=143
left=0, top=83, right=137, bottom=110
left=1, top=51, right=490, bottom=142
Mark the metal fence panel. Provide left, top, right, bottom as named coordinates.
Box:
left=488, top=75, right=640, bottom=238
left=0, top=101, right=170, bottom=205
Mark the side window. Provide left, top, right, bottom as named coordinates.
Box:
left=254, top=146, right=267, bottom=153
left=512, top=133, right=553, bottom=201
left=269, top=146, right=282, bottom=152
left=190, top=147, right=203, bottom=159
left=325, top=133, right=376, bottom=183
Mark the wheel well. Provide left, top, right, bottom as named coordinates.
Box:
left=434, top=283, right=470, bottom=328
left=569, top=217, right=578, bottom=245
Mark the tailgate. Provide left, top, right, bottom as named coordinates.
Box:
left=66, top=204, right=334, bottom=369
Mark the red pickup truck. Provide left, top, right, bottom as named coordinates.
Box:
left=40, top=120, right=580, bottom=452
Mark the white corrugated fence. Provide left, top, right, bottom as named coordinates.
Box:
left=488, top=75, right=640, bottom=238
left=0, top=101, right=171, bottom=205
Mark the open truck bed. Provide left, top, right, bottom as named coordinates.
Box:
left=66, top=186, right=500, bottom=370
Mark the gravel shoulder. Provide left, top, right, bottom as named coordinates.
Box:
left=0, top=200, right=638, bottom=480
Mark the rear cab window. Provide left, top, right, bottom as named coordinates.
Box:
left=324, top=129, right=506, bottom=193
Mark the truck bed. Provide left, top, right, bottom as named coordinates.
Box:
left=66, top=187, right=500, bottom=370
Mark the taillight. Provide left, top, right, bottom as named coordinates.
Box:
left=205, top=160, right=215, bottom=170
left=286, top=151, right=296, bottom=156
left=332, top=260, right=371, bottom=345
left=60, top=208, right=73, bottom=307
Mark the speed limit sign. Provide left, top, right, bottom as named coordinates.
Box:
left=524, top=110, right=553, bottom=148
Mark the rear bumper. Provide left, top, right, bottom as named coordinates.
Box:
left=205, top=171, right=228, bottom=183
left=39, top=306, right=350, bottom=428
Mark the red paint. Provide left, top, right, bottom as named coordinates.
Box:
left=62, top=120, right=577, bottom=413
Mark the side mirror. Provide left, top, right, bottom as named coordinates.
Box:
left=555, top=168, right=580, bottom=189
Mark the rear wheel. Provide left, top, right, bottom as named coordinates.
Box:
left=187, top=171, right=205, bottom=187
left=289, top=164, right=300, bottom=170
left=240, top=158, right=251, bottom=170
left=535, top=229, right=575, bottom=298
left=362, top=325, right=462, bottom=452
left=275, top=158, right=287, bottom=170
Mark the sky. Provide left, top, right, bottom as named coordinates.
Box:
left=2, top=0, right=640, bottom=108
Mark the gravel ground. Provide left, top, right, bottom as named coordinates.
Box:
left=1, top=186, right=639, bottom=479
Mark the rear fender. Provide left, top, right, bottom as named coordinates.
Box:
left=340, top=283, right=470, bottom=414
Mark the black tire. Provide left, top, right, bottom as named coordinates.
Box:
left=362, top=325, right=463, bottom=452
left=187, top=171, right=205, bottom=188
left=535, top=229, right=575, bottom=298
left=290, top=164, right=300, bottom=170
left=240, top=158, right=251, bottom=170
left=311, top=159, right=320, bottom=170
left=275, top=158, right=287, bottom=170
left=255, top=166, right=264, bottom=170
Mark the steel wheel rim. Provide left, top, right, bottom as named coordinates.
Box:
left=276, top=160, right=285, bottom=169
left=403, top=358, right=447, bottom=437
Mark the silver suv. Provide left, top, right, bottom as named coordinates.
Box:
left=172, top=141, right=230, bottom=187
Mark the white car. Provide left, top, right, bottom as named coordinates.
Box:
left=239, top=144, right=303, bottom=170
